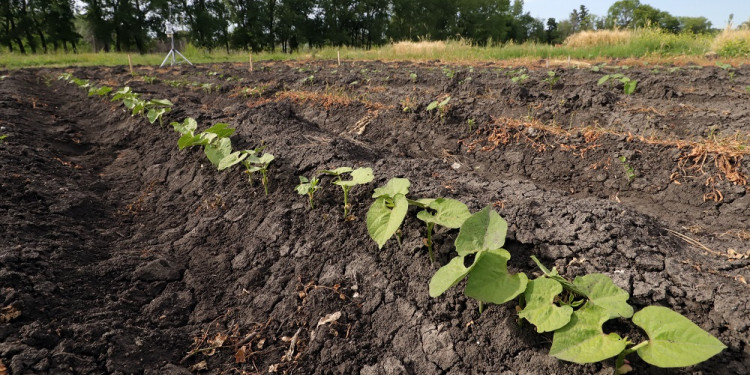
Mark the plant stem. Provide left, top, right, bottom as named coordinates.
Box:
left=262, top=170, right=269, bottom=195
left=479, top=301, right=484, bottom=314
left=342, top=187, right=350, bottom=217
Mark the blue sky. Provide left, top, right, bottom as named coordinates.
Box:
left=523, top=0, right=750, bottom=28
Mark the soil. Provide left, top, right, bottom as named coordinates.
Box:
left=0, top=59, right=748, bottom=375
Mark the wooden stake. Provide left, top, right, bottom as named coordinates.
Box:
left=249, top=53, right=253, bottom=72
left=567, top=55, right=571, bottom=68
left=128, top=54, right=134, bottom=75
left=337, top=50, right=341, bottom=66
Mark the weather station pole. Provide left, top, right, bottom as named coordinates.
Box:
left=160, top=20, right=192, bottom=67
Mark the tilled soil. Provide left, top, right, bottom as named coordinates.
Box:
left=0, top=60, right=748, bottom=374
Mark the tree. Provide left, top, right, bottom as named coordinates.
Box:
left=606, top=0, right=640, bottom=29
left=679, top=16, right=712, bottom=34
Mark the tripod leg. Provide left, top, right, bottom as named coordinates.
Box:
left=174, top=50, right=193, bottom=66
left=160, top=50, right=173, bottom=67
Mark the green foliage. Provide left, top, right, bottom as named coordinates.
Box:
left=426, top=96, right=451, bottom=122
left=296, top=176, right=321, bottom=209
left=716, top=62, right=735, bottom=81
left=144, top=99, right=174, bottom=126
left=141, top=75, right=158, bottom=84
left=171, top=118, right=235, bottom=168
left=0, top=134, right=8, bottom=143
left=88, top=85, right=113, bottom=97
left=618, top=156, right=636, bottom=182
left=543, top=70, right=560, bottom=89
left=429, top=207, right=527, bottom=305
left=631, top=306, right=727, bottom=367
left=409, top=72, right=418, bottom=83
left=324, top=167, right=375, bottom=217
left=367, top=179, right=410, bottom=249
left=597, top=73, right=637, bottom=95
left=518, top=278, right=573, bottom=333
left=220, top=150, right=276, bottom=195
left=549, top=304, right=629, bottom=364
left=416, top=198, right=471, bottom=262
left=510, top=68, right=530, bottom=84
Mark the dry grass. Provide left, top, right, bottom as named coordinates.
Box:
left=391, top=41, right=447, bottom=55
left=565, top=30, right=632, bottom=48
left=711, top=27, right=750, bottom=56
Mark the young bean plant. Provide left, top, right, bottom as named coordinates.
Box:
left=597, top=73, right=637, bottom=95
left=296, top=176, right=321, bottom=208
left=543, top=70, right=561, bottom=89
left=426, top=96, right=451, bottom=122
left=322, top=167, right=375, bottom=217
left=219, top=148, right=275, bottom=195
left=171, top=117, right=234, bottom=168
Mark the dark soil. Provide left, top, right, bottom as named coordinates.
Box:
left=1, top=60, right=748, bottom=374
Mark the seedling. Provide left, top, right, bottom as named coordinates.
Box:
left=240, top=85, right=267, bottom=98
left=143, top=99, right=173, bottom=126
left=0, top=134, right=7, bottom=143
left=302, top=75, right=315, bottom=85
left=467, top=119, right=475, bottom=133
left=618, top=156, right=636, bottom=182
left=716, top=62, right=735, bottom=81
left=442, top=67, right=455, bottom=79
left=543, top=70, right=560, bottom=89
left=509, top=68, right=529, bottom=84
left=171, top=118, right=235, bottom=168
left=409, top=72, right=417, bottom=83
left=401, top=96, right=416, bottom=113
left=111, top=87, right=141, bottom=111
left=219, top=148, right=275, bottom=195
left=88, top=85, right=113, bottom=97
left=141, top=75, right=158, bottom=84
left=296, top=176, right=321, bottom=208
left=416, top=198, right=471, bottom=262
left=597, top=73, right=637, bottom=95
left=426, top=96, right=451, bottom=122
left=322, top=167, right=375, bottom=217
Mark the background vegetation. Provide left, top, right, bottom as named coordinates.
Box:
left=1, top=0, right=749, bottom=68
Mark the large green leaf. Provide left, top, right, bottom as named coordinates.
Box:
left=549, top=304, right=628, bottom=364
left=429, top=252, right=484, bottom=297
left=178, top=133, right=203, bottom=150
left=204, top=123, right=235, bottom=138
left=454, top=206, right=507, bottom=256
left=147, top=98, right=173, bottom=107
left=633, top=306, right=726, bottom=368
left=372, top=178, right=410, bottom=199
left=322, top=167, right=353, bottom=176
left=464, top=248, right=527, bottom=304
left=204, top=137, right=233, bottom=167
left=416, top=198, right=471, bottom=229
left=146, top=108, right=166, bottom=124
left=367, top=194, right=408, bottom=249
left=172, top=118, right=198, bottom=135
left=573, top=274, right=633, bottom=319
left=334, top=167, right=374, bottom=187
left=218, top=151, right=250, bottom=171
left=518, top=278, right=573, bottom=333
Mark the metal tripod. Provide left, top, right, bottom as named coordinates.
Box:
left=160, top=27, right=192, bottom=67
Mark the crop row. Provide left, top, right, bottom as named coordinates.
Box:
left=57, top=73, right=726, bottom=374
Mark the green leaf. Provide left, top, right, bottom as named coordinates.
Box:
left=204, top=137, right=233, bottom=167
left=147, top=98, right=173, bottom=107
left=623, top=80, right=637, bottom=95
left=633, top=306, right=726, bottom=368
left=322, top=167, right=354, bottom=176
left=253, top=153, right=275, bottom=166
left=296, top=176, right=312, bottom=195
left=204, top=123, right=235, bottom=138
left=147, top=108, right=166, bottom=124
left=454, top=206, right=507, bottom=256
left=549, top=304, right=628, bottom=364
left=597, top=75, right=610, bottom=86
left=172, top=118, right=198, bottom=135
left=334, top=167, right=374, bottom=187
left=464, top=248, right=527, bottom=304
left=429, top=252, right=484, bottom=297
left=218, top=151, right=249, bottom=171
left=573, top=274, right=633, bottom=319
left=367, top=194, right=408, bottom=249
left=518, top=278, right=573, bottom=333
left=426, top=100, right=439, bottom=111
left=372, top=178, right=410, bottom=199
left=416, top=198, right=471, bottom=229
left=178, top=134, right=202, bottom=150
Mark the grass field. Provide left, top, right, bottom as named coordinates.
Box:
left=1, top=28, right=748, bottom=69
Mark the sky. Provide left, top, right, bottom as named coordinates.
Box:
left=523, top=0, right=750, bottom=28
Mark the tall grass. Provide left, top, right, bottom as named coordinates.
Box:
left=711, top=27, right=750, bottom=56
left=0, top=29, right=730, bottom=69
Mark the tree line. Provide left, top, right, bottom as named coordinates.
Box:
left=0, top=0, right=723, bottom=54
